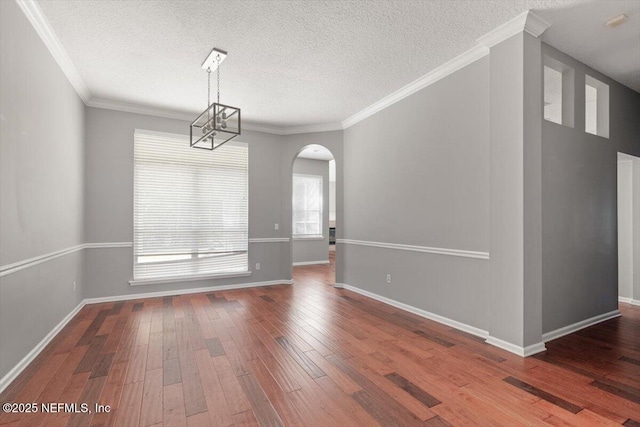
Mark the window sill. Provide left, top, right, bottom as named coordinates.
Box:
left=129, top=270, right=252, bottom=286
left=293, top=236, right=325, bottom=241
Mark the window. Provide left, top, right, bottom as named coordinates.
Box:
left=585, top=75, right=609, bottom=138
left=133, top=130, right=248, bottom=281
left=544, top=65, right=563, bottom=124
left=293, top=174, right=323, bottom=237
left=543, top=55, right=574, bottom=128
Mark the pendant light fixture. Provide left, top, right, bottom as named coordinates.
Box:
left=190, top=47, right=241, bottom=150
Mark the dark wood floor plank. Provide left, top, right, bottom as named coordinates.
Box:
left=74, top=335, right=107, bottom=373
left=591, top=379, right=640, bottom=404
left=385, top=372, right=441, bottom=408
left=205, top=337, right=225, bottom=357
left=503, top=376, right=583, bottom=414
left=237, top=373, right=285, bottom=427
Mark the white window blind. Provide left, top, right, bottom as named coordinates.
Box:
left=134, top=130, right=248, bottom=281
left=292, top=174, right=323, bottom=237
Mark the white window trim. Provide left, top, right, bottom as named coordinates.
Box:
left=293, top=235, right=325, bottom=241
left=129, top=270, right=252, bottom=287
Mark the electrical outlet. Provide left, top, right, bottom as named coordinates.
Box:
left=386, top=274, right=391, bottom=284
left=256, top=263, right=261, bottom=270
left=73, top=281, right=77, bottom=291
left=274, top=223, right=279, bottom=230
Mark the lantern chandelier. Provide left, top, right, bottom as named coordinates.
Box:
left=190, top=47, right=241, bottom=150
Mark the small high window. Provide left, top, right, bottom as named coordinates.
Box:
left=543, top=56, right=574, bottom=128
left=585, top=75, right=609, bottom=138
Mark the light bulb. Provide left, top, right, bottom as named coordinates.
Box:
left=221, top=121, right=227, bottom=129
left=222, top=112, right=227, bottom=119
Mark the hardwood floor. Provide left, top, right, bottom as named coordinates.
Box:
left=1, top=255, right=639, bottom=426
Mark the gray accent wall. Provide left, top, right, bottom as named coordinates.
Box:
left=0, top=1, right=85, bottom=379
left=83, top=107, right=296, bottom=298
left=342, top=57, right=491, bottom=331
left=541, top=44, right=640, bottom=333
left=292, top=158, right=330, bottom=264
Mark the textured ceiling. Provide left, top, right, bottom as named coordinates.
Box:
left=36, top=0, right=640, bottom=129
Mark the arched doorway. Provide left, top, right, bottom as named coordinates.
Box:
left=291, top=144, right=336, bottom=285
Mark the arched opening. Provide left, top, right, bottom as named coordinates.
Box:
left=291, top=144, right=336, bottom=285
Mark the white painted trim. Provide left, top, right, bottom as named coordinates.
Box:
left=0, top=300, right=85, bottom=394
left=618, top=296, right=639, bottom=305
left=88, top=98, right=194, bottom=121
left=293, top=236, right=325, bottom=241
left=0, top=244, right=84, bottom=277
left=84, top=242, right=133, bottom=249
left=476, top=10, right=551, bottom=48
left=89, top=99, right=291, bottom=134
left=341, top=283, right=488, bottom=339
left=87, top=99, right=341, bottom=135
left=337, top=239, right=489, bottom=260
left=87, top=279, right=294, bottom=304
left=333, top=283, right=346, bottom=289
left=249, top=237, right=290, bottom=243
left=541, top=309, right=621, bottom=343
left=284, top=122, right=343, bottom=135
left=341, top=44, right=489, bottom=129
left=129, top=271, right=252, bottom=286
left=485, top=336, right=546, bottom=357
left=293, top=260, right=330, bottom=266
left=15, top=0, right=90, bottom=103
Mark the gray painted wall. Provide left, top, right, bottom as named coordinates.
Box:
left=541, top=44, right=640, bottom=333
left=292, top=158, right=330, bottom=264
left=342, top=57, right=490, bottom=331
left=0, top=1, right=85, bottom=379
left=83, top=107, right=296, bottom=298
left=618, top=158, right=633, bottom=300
left=487, top=32, right=545, bottom=348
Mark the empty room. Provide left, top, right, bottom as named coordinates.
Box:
left=1, top=0, right=639, bottom=426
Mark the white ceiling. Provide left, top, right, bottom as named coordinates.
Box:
left=36, top=0, right=639, bottom=130
left=297, top=145, right=335, bottom=161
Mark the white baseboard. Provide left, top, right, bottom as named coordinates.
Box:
left=292, top=260, right=330, bottom=266
left=542, top=309, right=621, bottom=343
left=485, top=336, right=546, bottom=357
left=0, top=300, right=86, bottom=394
left=340, top=283, right=488, bottom=339
left=333, top=283, right=346, bottom=288
left=85, top=279, right=294, bottom=304
left=0, top=278, right=293, bottom=393
left=619, top=296, right=640, bottom=306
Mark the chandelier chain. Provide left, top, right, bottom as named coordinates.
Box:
left=217, top=55, right=221, bottom=104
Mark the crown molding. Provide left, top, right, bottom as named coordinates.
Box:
left=87, top=98, right=295, bottom=135
left=282, top=122, right=344, bottom=135
left=341, top=44, right=489, bottom=129
left=477, top=10, right=551, bottom=48
left=15, top=0, right=90, bottom=103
